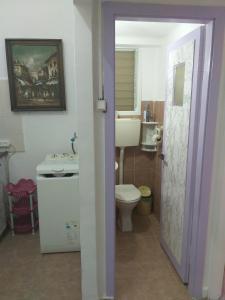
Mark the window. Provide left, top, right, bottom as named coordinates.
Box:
left=115, top=49, right=136, bottom=111
left=173, top=62, right=185, bottom=106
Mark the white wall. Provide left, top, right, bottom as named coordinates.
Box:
left=105, top=0, right=225, bottom=4
left=164, top=23, right=202, bottom=44
left=203, top=39, right=225, bottom=299
left=0, top=80, right=25, bottom=151
left=74, top=1, right=99, bottom=299
left=139, top=47, right=165, bottom=101
left=0, top=0, right=77, bottom=182
left=116, top=35, right=165, bottom=102
left=116, top=23, right=201, bottom=105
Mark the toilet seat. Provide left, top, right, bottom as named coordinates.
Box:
left=115, top=184, right=141, bottom=203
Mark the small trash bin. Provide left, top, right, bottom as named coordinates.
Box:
left=137, top=185, right=152, bottom=215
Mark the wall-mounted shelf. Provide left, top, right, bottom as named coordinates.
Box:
left=141, top=121, right=160, bottom=152
left=142, top=121, right=159, bottom=125
left=141, top=145, right=158, bottom=152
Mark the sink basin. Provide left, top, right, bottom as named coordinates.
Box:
left=115, top=118, right=141, bottom=147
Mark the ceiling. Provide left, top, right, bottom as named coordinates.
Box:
left=115, top=21, right=196, bottom=39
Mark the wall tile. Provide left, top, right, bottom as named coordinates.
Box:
left=134, top=147, right=155, bottom=171
left=124, top=170, right=135, bottom=185
left=124, top=147, right=135, bottom=171
left=135, top=168, right=154, bottom=188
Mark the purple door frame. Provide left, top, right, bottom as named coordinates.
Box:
left=102, top=2, right=225, bottom=299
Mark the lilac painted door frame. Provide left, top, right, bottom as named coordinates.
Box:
left=102, top=2, right=225, bottom=299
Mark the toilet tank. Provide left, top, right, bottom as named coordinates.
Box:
left=115, top=118, right=141, bottom=147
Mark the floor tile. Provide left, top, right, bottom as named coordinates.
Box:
left=0, top=231, right=81, bottom=300
left=116, top=214, right=192, bottom=300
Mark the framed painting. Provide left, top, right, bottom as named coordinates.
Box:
left=5, top=39, right=66, bottom=111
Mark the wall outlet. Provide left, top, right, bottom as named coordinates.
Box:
left=0, top=139, right=10, bottom=148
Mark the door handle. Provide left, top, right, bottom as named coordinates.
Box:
left=160, top=153, right=168, bottom=166
left=159, top=153, right=165, bottom=161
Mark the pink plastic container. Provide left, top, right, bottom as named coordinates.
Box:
left=5, top=179, right=36, bottom=197
left=8, top=216, right=39, bottom=234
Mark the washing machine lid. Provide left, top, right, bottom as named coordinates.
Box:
left=37, top=154, right=79, bottom=175
left=115, top=184, right=141, bottom=202
left=45, top=153, right=79, bottom=162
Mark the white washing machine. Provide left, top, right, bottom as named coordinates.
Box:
left=36, top=153, right=80, bottom=253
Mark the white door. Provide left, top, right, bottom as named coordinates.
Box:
left=160, top=27, right=205, bottom=282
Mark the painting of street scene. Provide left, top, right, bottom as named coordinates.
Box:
left=5, top=39, right=66, bottom=111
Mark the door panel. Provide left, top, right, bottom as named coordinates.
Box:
left=161, top=27, right=204, bottom=283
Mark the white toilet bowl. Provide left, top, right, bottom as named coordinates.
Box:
left=116, top=184, right=141, bottom=232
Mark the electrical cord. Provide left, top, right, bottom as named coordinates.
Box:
left=71, top=142, right=76, bottom=154
left=70, top=132, right=77, bottom=155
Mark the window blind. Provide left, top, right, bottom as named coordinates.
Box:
left=115, top=50, right=135, bottom=111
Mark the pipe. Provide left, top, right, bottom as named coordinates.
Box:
left=119, top=147, right=125, bottom=185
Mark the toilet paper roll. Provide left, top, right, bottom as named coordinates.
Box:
left=152, top=134, right=161, bottom=143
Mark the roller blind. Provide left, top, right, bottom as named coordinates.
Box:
left=115, top=50, right=135, bottom=111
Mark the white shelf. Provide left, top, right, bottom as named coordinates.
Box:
left=141, top=147, right=157, bottom=152
left=142, top=121, right=158, bottom=125
left=141, top=142, right=157, bottom=146
left=141, top=121, right=160, bottom=153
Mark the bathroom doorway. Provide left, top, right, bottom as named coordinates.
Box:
left=103, top=2, right=225, bottom=300
left=114, top=21, right=202, bottom=299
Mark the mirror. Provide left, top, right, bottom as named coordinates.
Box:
left=173, top=62, right=185, bottom=106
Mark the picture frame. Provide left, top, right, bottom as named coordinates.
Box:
left=5, top=39, right=66, bottom=111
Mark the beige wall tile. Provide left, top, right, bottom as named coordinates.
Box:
left=124, top=169, right=135, bottom=185
left=134, top=147, right=155, bottom=171
left=124, top=147, right=135, bottom=171
left=135, top=168, right=154, bottom=188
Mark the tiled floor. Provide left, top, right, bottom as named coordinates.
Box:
left=0, top=232, right=81, bottom=300
left=0, top=215, right=191, bottom=300
left=116, top=214, right=192, bottom=300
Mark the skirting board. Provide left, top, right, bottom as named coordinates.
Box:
left=200, top=286, right=223, bottom=300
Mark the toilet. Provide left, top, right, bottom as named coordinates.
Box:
left=116, top=184, right=141, bottom=232
left=115, top=118, right=141, bottom=232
